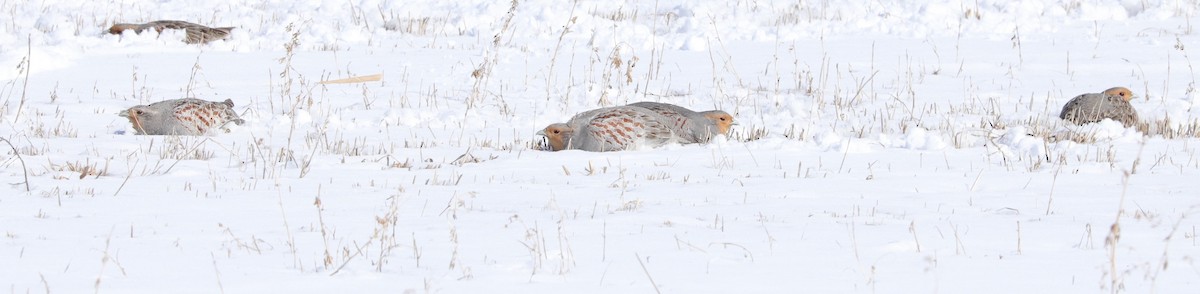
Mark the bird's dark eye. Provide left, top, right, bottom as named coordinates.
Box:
left=553, top=130, right=560, bottom=134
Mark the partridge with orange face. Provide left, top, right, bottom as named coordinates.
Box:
left=119, top=98, right=244, bottom=135
left=1059, top=87, right=1139, bottom=127
left=108, top=20, right=234, bottom=44
left=537, top=106, right=679, bottom=152
left=627, top=102, right=735, bottom=143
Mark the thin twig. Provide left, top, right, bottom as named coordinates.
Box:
left=0, top=137, right=30, bottom=191
left=112, top=156, right=139, bottom=197
left=14, top=34, right=30, bottom=121
left=634, top=253, right=662, bottom=294
left=211, top=252, right=225, bottom=294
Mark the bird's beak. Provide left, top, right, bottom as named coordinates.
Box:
left=117, top=109, right=130, bottom=117
left=535, top=129, right=546, bottom=136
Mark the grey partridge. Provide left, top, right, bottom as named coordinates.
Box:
left=108, top=20, right=234, bottom=44
left=119, top=98, right=244, bottom=135
left=537, top=106, right=679, bottom=152
left=1059, top=87, right=1139, bottom=127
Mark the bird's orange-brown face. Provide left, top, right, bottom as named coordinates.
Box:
left=704, top=111, right=735, bottom=135
left=1103, top=87, right=1134, bottom=102
left=536, top=123, right=574, bottom=151
left=108, top=24, right=140, bottom=35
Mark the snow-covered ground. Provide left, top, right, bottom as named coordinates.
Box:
left=2, top=0, right=1200, bottom=293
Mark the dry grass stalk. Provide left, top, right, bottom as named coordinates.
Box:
left=0, top=137, right=30, bottom=191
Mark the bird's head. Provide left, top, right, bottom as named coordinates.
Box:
left=536, top=123, right=575, bottom=151
left=108, top=23, right=141, bottom=35
left=118, top=106, right=155, bottom=134
left=702, top=110, right=736, bottom=135
left=1103, top=87, right=1135, bottom=102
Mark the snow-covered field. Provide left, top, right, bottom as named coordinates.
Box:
left=3, top=0, right=1200, bottom=293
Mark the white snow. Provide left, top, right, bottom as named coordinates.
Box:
left=2, top=0, right=1200, bottom=293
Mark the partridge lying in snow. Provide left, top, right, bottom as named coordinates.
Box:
left=1059, top=87, right=1139, bottom=127
left=119, top=98, right=245, bottom=135
left=627, top=102, right=735, bottom=143
left=108, top=20, right=234, bottom=44
left=537, top=106, right=679, bottom=152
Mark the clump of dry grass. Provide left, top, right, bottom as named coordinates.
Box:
left=379, top=155, right=413, bottom=169
left=782, top=124, right=809, bottom=141
left=425, top=172, right=463, bottom=186
left=47, top=158, right=110, bottom=180
left=26, top=111, right=80, bottom=138
left=1140, top=117, right=1200, bottom=139
left=39, top=185, right=98, bottom=199
left=159, top=137, right=216, bottom=161
left=729, top=126, right=769, bottom=142
left=381, top=16, right=459, bottom=36
left=589, top=6, right=639, bottom=22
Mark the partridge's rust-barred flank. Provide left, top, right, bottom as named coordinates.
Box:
left=119, top=98, right=245, bottom=136
left=627, top=101, right=735, bottom=144
left=108, top=20, right=234, bottom=44
left=537, top=106, right=679, bottom=152
left=1059, top=87, right=1139, bottom=127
